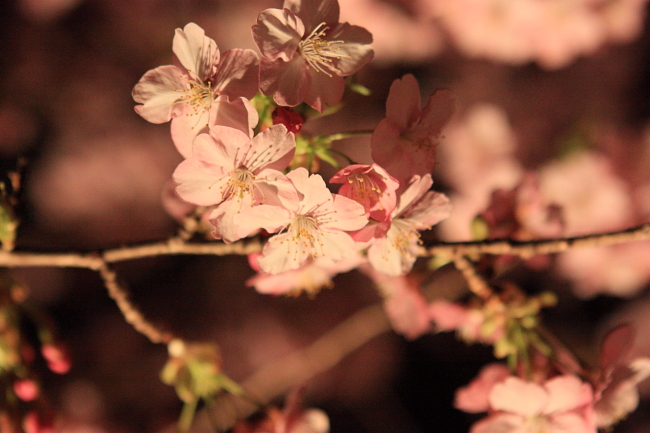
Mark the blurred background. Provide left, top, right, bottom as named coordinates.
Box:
left=3, top=0, right=650, bottom=431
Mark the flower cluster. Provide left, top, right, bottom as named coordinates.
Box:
left=132, top=0, right=453, bottom=296
left=454, top=325, right=650, bottom=433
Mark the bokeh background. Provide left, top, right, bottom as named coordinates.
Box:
left=3, top=0, right=650, bottom=432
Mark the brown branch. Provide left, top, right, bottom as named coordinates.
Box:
left=97, top=261, right=173, bottom=345
left=0, top=223, right=648, bottom=270
left=426, top=222, right=650, bottom=258
left=451, top=255, right=492, bottom=299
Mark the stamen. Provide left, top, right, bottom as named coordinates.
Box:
left=173, top=75, right=214, bottom=128
left=347, top=173, right=383, bottom=211
left=298, top=22, right=349, bottom=77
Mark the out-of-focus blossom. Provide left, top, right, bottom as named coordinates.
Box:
left=361, top=264, right=432, bottom=339
left=17, top=0, right=83, bottom=22
left=371, top=74, right=454, bottom=190
left=339, top=0, right=445, bottom=63
left=330, top=163, right=399, bottom=222
left=469, top=375, right=596, bottom=433
left=173, top=124, right=297, bottom=243
left=366, top=174, right=451, bottom=277
left=421, top=0, right=649, bottom=69
left=479, top=174, right=564, bottom=241
left=255, top=168, right=368, bottom=274
left=590, top=325, right=650, bottom=428
left=539, top=150, right=650, bottom=297
left=246, top=252, right=365, bottom=296
left=252, top=0, right=374, bottom=111
left=132, top=23, right=259, bottom=157
left=437, top=104, right=523, bottom=241
left=454, top=363, right=510, bottom=413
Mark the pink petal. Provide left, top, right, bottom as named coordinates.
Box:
left=385, top=74, right=421, bottom=131
left=403, top=190, right=452, bottom=229
left=489, top=377, right=549, bottom=416
left=133, top=65, right=188, bottom=124
left=328, top=23, right=374, bottom=76
left=247, top=124, right=296, bottom=173
left=303, top=70, right=345, bottom=112
left=254, top=170, right=299, bottom=208
left=599, top=325, right=636, bottom=376
left=173, top=158, right=227, bottom=206
left=202, top=125, right=252, bottom=170
left=258, top=231, right=309, bottom=274
left=287, top=168, right=331, bottom=212
left=549, top=412, right=596, bottom=433
left=544, top=376, right=593, bottom=415
left=212, top=49, right=260, bottom=99
left=209, top=96, right=259, bottom=138
left=419, top=88, right=455, bottom=142
left=253, top=8, right=304, bottom=62
left=325, top=194, right=368, bottom=232
left=469, top=413, right=524, bottom=433
left=172, top=23, right=219, bottom=81
left=284, top=0, right=340, bottom=33
left=170, top=111, right=210, bottom=159
left=429, top=300, right=469, bottom=332
left=394, top=174, right=433, bottom=217
left=260, top=57, right=312, bottom=107
left=367, top=227, right=416, bottom=277
left=454, top=364, right=511, bottom=413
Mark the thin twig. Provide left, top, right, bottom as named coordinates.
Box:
left=0, top=224, right=648, bottom=270
left=97, top=261, right=173, bottom=344
left=426, top=222, right=650, bottom=258
left=451, top=255, right=492, bottom=299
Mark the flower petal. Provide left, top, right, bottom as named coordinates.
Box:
left=328, top=23, right=374, bottom=76
left=173, top=158, right=227, bottom=206
left=212, top=49, right=260, bottom=99
left=489, top=377, right=548, bottom=416
left=284, top=0, right=340, bottom=33
left=303, top=69, right=344, bottom=112
left=544, top=375, right=593, bottom=415
left=259, top=57, right=311, bottom=107
left=133, top=65, right=188, bottom=124
left=246, top=124, right=296, bottom=173
left=253, top=8, right=304, bottom=62
left=385, top=74, right=421, bottom=131
left=172, top=23, right=220, bottom=81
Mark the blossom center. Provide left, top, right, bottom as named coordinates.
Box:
left=289, top=215, right=325, bottom=258
left=220, top=168, right=255, bottom=202
left=175, top=74, right=214, bottom=123
left=347, top=173, right=383, bottom=211
left=298, top=22, right=347, bottom=77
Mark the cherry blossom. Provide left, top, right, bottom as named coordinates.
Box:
left=590, top=325, right=650, bottom=428
left=173, top=124, right=297, bottom=243
left=330, top=163, right=398, bottom=222
left=252, top=0, right=374, bottom=111
left=366, top=174, right=451, bottom=277
left=454, top=363, right=511, bottom=413
left=471, top=375, right=596, bottom=433
left=360, top=264, right=432, bottom=339
left=254, top=168, right=368, bottom=274
left=371, top=74, right=454, bottom=190
left=246, top=252, right=365, bottom=296
left=132, top=23, right=259, bottom=157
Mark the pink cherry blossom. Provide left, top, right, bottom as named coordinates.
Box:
left=455, top=363, right=511, bottom=413
left=360, top=264, right=432, bottom=339
left=471, top=375, right=596, bottom=433
left=247, top=252, right=364, bottom=296
left=590, top=325, right=650, bottom=428
left=252, top=0, right=374, bottom=111
left=371, top=74, right=454, bottom=189
left=173, top=124, right=297, bottom=243
left=132, top=23, right=259, bottom=157
left=366, top=174, right=451, bottom=277
left=330, top=163, right=398, bottom=222
left=254, top=168, right=368, bottom=274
